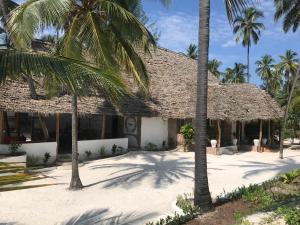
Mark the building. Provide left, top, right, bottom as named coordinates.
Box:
left=0, top=46, right=283, bottom=161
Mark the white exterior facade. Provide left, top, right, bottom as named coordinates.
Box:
left=140, top=117, right=168, bottom=148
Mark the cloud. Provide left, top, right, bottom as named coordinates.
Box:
left=221, top=40, right=236, bottom=48
left=155, top=12, right=198, bottom=52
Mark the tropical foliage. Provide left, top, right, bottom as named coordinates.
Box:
left=223, top=63, right=247, bottom=83
left=186, top=44, right=198, bottom=59
left=233, top=7, right=265, bottom=82
left=208, top=59, right=222, bottom=79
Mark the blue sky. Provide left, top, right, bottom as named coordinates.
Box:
left=142, top=0, right=300, bottom=85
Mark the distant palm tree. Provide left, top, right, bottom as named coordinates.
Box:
left=195, top=0, right=252, bottom=211
left=233, top=7, right=265, bottom=83
left=223, top=63, right=247, bottom=83
left=256, top=55, right=280, bottom=95
left=277, top=50, right=298, bottom=94
left=273, top=0, right=300, bottom=159
left=208, top=59, right=222, bottom=79
left=187, top=44, right=198, bottom=59
left=274, top=0, right=300, bottom=33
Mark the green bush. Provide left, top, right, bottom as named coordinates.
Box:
left=8, top=143, right=22, bottom=156
left=176, top=193, right=200, bottom=215
left=85, top=150, right=92, bottom=160
left=144, top=143, right=158, bottom=151
left=280, top=169, right=300, bottom=184
left=145, top=213, right=196, bottom=225
left=98, top=147, right=106, bottom=158
left=43, top=152, right=51, bottom=165
left=180, top=124, right=195, bottom=148
left=277, top=207, right=300, bottom=225
left=27, top=154, right=40, bottom=167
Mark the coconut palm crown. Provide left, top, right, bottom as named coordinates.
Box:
left=233, top=7, right=265, bottom=82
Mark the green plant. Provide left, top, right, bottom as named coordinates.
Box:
left=277, top=207, right=300, bottom=225
left=117, top=146, right=124, bottom=154
left=98, top=147, right=106, bottom=158
left=85, top=150, right=92, bottom=160
left=27, top=154, right=40, bottom=167
left=180, top=124, right=195, bottom=148
left=233, top=212, right=253, bottom=225
left=43, top=152, right=51, bottom=165
left=144, top=143, right=158, bottom=151
left=280, top=169, right=300, bottom=184
left=112, top=145, right=117, bottom=155
left=176, top=193, right=200, bottom=215
left=8, top=143, right=22, bottom=156
left=145, top=212, right=196, bottom=225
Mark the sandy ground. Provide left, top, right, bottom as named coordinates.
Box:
left=0, top=149, right=300, bottom=225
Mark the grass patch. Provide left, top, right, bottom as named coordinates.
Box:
left=0, top=173, right=41, bottom=186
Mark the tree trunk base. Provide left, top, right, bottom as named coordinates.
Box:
left=69, top=178, right=83, bottom=190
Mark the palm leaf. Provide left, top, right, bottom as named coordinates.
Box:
left=0, top=49, right=129, bottom=102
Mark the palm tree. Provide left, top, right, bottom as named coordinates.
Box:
left=256, top=55, right=277, bottom=94
left=6, top=0, right=159, bottom=190
left=233, top=7, right=265, bottom=83
left=187, top=44, right=198, bottom=59
left=223, top=63, right=247, bottom=83
left=208, top=59, right=222, bottom=79
left=195, top=0, right=252, bottom=210
left=273, top=0, right=300, bottom=159
left=277, top=50, right=298, bottom=94
left=274, top=0, right=300, bottom=33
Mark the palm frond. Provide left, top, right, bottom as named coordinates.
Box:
left=6, top=0, right=70, bottom=49
left=0, top=50, right=129, bottom=102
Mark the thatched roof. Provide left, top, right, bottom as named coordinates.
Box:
left=0, top=47, right=283, bottom=121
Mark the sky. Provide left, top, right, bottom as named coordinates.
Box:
left=142, top=0, right=300, bottom=85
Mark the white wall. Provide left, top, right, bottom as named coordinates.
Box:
left=78, top=138, right=128, bottom=160
left=0, top=142, right=57, bottom=164
left=140, top=117, right=168, bottom=148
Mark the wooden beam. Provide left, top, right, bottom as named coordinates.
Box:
left=259, top=120, right=263, bottom=152
left=268, top=119, right=271, bottom=146
left=56, top=113, right=60, bottom=160
left=101, top=115, right=106, bottom=139
left=217, top=120, right=221, bottom=148
left=0, top=112, right=4, bottom=143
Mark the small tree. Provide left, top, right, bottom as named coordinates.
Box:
left=180, top=124, right=195, bottom=151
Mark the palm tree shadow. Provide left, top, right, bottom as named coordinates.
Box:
left=85, top=152, right=196, bottom=189
left=232, top=157, right=300, bottom=179
left=60, top=208, right=158, bottom=225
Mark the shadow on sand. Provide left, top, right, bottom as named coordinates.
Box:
left=60, top=208, right=158, bottom=225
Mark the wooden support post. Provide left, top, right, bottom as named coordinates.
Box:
left=217, top=120, right=221, bottom=148
left=268, top=120, right=271, bottom=146
left=56, top=113, right=60, bottom=160
left=0, top=112, right=4, bottom=143
left=101, top=115, right=106, bottom=139
left=15, top=113, right=20, bottom=136
left=259, top=120, right=263, bottom=152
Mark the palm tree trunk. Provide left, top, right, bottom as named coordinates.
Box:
left=194, top=0, right=212, bottom=211
left=69, top=94, right=83, bottom=190
left=279, top=60, right=300, bottom=159
left=247, top=44, right=250, bottom=83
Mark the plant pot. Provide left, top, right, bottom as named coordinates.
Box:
left=262, top=138, right=268, bottom=145
left=233, top=139, right=238, bottom=146
left=253, top=139, right=260, bottom=146
left=211, top=140, right=217, bottom=148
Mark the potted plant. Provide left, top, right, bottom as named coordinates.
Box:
left=210, top=139, right=217, bottom=148
left=253, top=139, right=260, bottom=146
left=180, top=124, right=195, bottom=151
left=232, top=133, right=238, bottom=146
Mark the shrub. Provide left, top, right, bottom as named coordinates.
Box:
left=98, top=147, right=106, bottom=158
left=85, top=150, right=92, bottom=160
left=176, top=193, right=200, bottom=215
left=43, top=152, right=51, bottom=165
left=27, top=154, right=40, bottom=167
left=144, top=143, right=158, bottom=151
left=8, top=143, right=22, bottom=156
left=180, top=124, right=195, bottom=149
left=277, top=207, right=300, bottom=225
left=145, top=212, right=196, bottom=225
left=111, top=145, right=117, bottom=155
left=280, top=169, right=300, bottom=184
